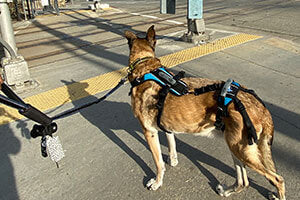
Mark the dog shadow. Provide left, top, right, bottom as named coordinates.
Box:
left=61, top=80, right=155, bottom=178
left=61, top=80, right=270, bottom=198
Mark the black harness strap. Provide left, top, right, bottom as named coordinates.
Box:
left=240, top=87, right=266, bottom=107
left=156, top=86, right=171, bottom=133
left=232, top=97, right=258, bottom=145
left=194, top=82, right=224, bottom=95
left=213, top=79, right=261, bottom=145
left=186, top=79, right=261, bottom=145
left=214, top=80, right=240, bottom=131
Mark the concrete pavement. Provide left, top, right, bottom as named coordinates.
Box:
left=0, top=1, right=299, bottom=200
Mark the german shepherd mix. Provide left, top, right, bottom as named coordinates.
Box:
left=124, top=26, right=285, bottom=200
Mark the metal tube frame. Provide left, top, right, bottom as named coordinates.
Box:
left=0, top=0, right=18, bottom=57
left=0, top=93, right=29, bottom=110
left=0, top=37, right=18, bottom=58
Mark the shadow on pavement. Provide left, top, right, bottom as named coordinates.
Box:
left=0, top=109, right=21, bottom=200
left=265, top=102, right=300, bottom=172
left=23, top=10, right=180, bottom=69
left=266, top=102, right=300, bottom=142
left=61, top=79, right=155, bottom=182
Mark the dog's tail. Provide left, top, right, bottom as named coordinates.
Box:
left=259, top=119, right=276, bottom=173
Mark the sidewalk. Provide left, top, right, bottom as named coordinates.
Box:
left=1, top=5, right=300, bottom=200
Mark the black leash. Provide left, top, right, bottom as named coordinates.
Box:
left=52, top=76, right=127, bottom=120
left=0, top=75, right=127, bottom=158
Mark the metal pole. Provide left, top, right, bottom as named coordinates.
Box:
left=13, top=0, right=21, bottom=21
left=26, top=0, right=32, bottom=19
left=0, top=0, right=18, bottom=58
left=160, top=0, right=175, bottom=14
left=0, top=0, right=32, bottom=87
left=29, top=0, right=35, bottom=17
left=188, top=0, right=203, bottom=19
left=54, top=0, right=59, bottom=15
left=182, top=0, right=208, bottom=44
left=21, top=0, right=27, bottom=20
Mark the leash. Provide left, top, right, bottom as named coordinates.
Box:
left=52, top=76, right=127, bottom=120
left=0, top=75, right=128, bottom=163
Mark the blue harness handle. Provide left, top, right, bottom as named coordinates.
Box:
left=142, top=67, right=188, bottom=96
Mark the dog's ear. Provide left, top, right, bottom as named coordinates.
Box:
left=146, top=25, right=156, bottom=49
left=124, top=30, right=137, bottom=42
left=124, top=30, right=137, bottom=49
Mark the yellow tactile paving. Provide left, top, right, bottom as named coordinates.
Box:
left=160, top=33, right=262, bottom=67
left=0, top=33, right=262, bottom=125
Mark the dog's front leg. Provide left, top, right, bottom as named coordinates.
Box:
left=166, top=132, right=178, bottom=167
left=144, top=129, right=165, bottom=190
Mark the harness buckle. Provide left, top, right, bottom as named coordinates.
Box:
left=214, top=120, right=225, bottom=131
left=220, top=79, right=233, bottom=97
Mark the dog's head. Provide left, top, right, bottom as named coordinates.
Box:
left=124, top=25, right=156, bottom=64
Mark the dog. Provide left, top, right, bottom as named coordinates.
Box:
left=124, top=25, right=285, bottom=200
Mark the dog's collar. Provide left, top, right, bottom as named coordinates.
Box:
left=128, top=56, right=153, bottom=71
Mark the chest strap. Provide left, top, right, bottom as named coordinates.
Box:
left=156, top=86, right=171, bottom=133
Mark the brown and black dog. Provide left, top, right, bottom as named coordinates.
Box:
left=124, top=25, right=285, bottom=200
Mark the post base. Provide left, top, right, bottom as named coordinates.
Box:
left=181, top=32, right=210, bottom=45
left=182, top=18, right=209, bottom=45
left=1, top=55, right=31, bottom=86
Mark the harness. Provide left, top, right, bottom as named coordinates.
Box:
left=130, top=67, right=188, bottom=96
left=130, top=67, right=188, bottom=133
left=205, top=79, right=264, bottom=145
left=129, top=59, right=264, bottom=145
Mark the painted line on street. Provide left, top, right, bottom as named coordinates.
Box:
left=0, top=33, right=262, bottom=125
left=128, top=12, right=185, bottom=25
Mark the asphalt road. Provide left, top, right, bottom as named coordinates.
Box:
left=102, top=0, right=300, bottom=42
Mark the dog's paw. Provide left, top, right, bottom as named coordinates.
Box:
left=216, top=184, right=230, bottom=197
left=146, top=178, right=162, bottom=190
left=216, top=184, right=225, bottom=196
left=268, top=192, right=285, bottom=200
left=168, top=156, right=178, bottom=167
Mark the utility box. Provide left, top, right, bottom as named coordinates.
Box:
left=1, top=56, right=31, bottom=86
left=160, top=0, right=175, bottom=14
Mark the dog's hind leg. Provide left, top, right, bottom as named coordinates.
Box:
left=216, top=153, right=249, bottom=197
left=249, top=135, right=286, bottom=200
left=227, top=133, right=285, bottom=199
left=144, top=128, right=166, bottom=190
left=166, top=132, right=178, bottom=167
left=242, top=150, right=285, bottom=200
